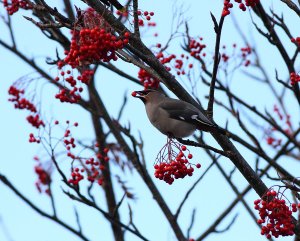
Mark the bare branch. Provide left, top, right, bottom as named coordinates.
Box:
left=0, top=174, right=89, bottom=241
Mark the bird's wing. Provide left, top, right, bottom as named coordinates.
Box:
left=159, top=99, right=214, bottom=127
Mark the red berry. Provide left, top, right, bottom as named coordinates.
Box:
left=124, top=32, right=130, bottom=38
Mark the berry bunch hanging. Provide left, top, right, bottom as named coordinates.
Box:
left=189, top=38, right=207, bottom=60
left=222, top=0, right=260, bottom=17
left=137, top=68, right=160, bottom=89
left=64, top=8, right=130, bottom=68
left=154, top=138, right=201, bottom=185
left=54, top=8, right=130, bottom=103
left=3, top=0, right=32, bottom=15
left=138, top=51, right=192, bottom=89
left=54, top=63, right=93, bottom=103
left=290, top=72, right=300, bottom=85
left=265, top=105, right=292, bottom=148
left=33, top=156, right=52, bottom=195
left=254, top=189, right=300, bottom=239
left=8, top=86, right=44, bottom=128
left=68, top=144, right=110, bottom=186
left=64, top=27, right=129, bottom=68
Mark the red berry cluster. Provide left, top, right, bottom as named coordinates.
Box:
left=156, top=52, right=190, bottom=74
left=29, top=133, right=40, bottom=143
left=208, top=43, right=252, bottom=68
left=219, top=43, right=253, bottom=70
left=33, top=156, right=51, bottom=195
left=64, top=134, right=76, bottom=150
left=26, top=114, right=45, bottom=128
left=222, top=52, right=229, bottom=62
left=8, top=86, right=45, bottom=128
left=138, top=68, right=160, bottom=89
left=46, top=119, right=99, bottom=186
left=64, top=28, right=129, bottom=68
left=240, top=45, right=252, bottom=66
left=254, top=190, right=299, bottom=239
left=222, top=0, right=260, bottom=16
left=266, top=136, right=281, bottom=147
left=64, top=8, right=129, bottom=68
left=171, top=54, right=194, bottom=76
left=27, top=119, right=109, bottom=188
left=8, top=86, right=36, bottom=112
left=290, top=72, right=300, bottom=85
left=157, top=52, right=176, bottom=67
left=68, top=167, right=85, bottom=185
left=265, top=105, right=292, bottom=147
left=55, top=61, right=94, bottom=103
left=291, top=37, right=300, bottom=46
left=34, top=165, right=51, bottom=194
left=154, top=139, right=201, bottom=185
left=219, top=44, right=252, bottom=67
left=62, top=121, right=79, bottom=159
left=116, top=9, right=156, bottom=28
left=134, top=10, right=155, bottom=27
left=189, top=38, right=207, bottom=60
left=54, top=8, right=130, bottom=103
left=96, top=147, right=110, bottom=162
left=3, top=0, right=32, bottom=15
left=138, top=50, right=194, bottom=89
left=68, top=142, right=110, bottom=186
left=11, top=96, right=36, bottom=112
left=85, top=156, right=106, bottom=184
left=55, top=87, right=81, bottom=103
left=137, top=51, right=173, bottom=89
left=222, top=1, right=234, bottom=16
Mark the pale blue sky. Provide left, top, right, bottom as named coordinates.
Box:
left=0, top=1, right=299, bottom=241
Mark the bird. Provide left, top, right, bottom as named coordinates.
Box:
left=100, top=0, right=124, bottom=11
left=132, top=89, right=225, bottom=138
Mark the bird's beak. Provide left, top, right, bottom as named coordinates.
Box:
left=131, top=91, right=147, bottom=102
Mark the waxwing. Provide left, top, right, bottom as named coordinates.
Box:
left=132, top=90, right=223, bottom=138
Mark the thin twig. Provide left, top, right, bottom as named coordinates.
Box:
left=207, top=14, right=225, bottom=119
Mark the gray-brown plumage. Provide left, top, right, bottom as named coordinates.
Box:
left=132, top=90, right=221, bottom=138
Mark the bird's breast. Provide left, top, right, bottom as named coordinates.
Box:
left=145, top=105, right=196, bottom=138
